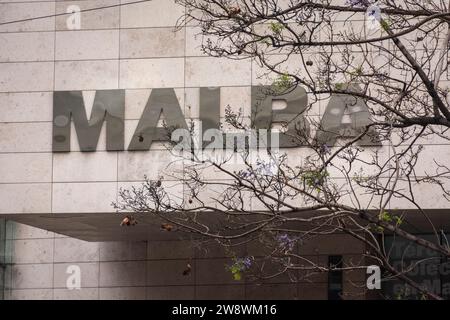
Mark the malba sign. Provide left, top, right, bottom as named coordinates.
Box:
left=52, top=84, right=380, bottom=152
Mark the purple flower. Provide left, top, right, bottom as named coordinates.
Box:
left=320, top=144, right=331, bottom=155
left=345, top=0, right=366, bottom=7
left=277, top=233, right=296, bottom=251
left=242, top=257, right=252, bottom=269
left=232, top=257, right=253, bottom=270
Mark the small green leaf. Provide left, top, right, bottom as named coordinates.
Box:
left=269, top=22, right=285, bottom=35
left=272, top=73, right=293, bottom=92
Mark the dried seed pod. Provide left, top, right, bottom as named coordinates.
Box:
left=161, top=223, right=174, bottom=232
left=120, top=216, right=130, bottom=226
left=120, top=215, right=137, bottom=226
left=182, top=263, right=192, bottom=276
left=229, top=7, right=241, bottom=16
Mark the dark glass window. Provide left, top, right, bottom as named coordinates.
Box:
left=383, top=234, right=450, bottom=299
left=328, top=255, right=343, bottom=300
left=442, top=234, right=450, bottom=299
left=0, top=219, right=5, bottom=300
